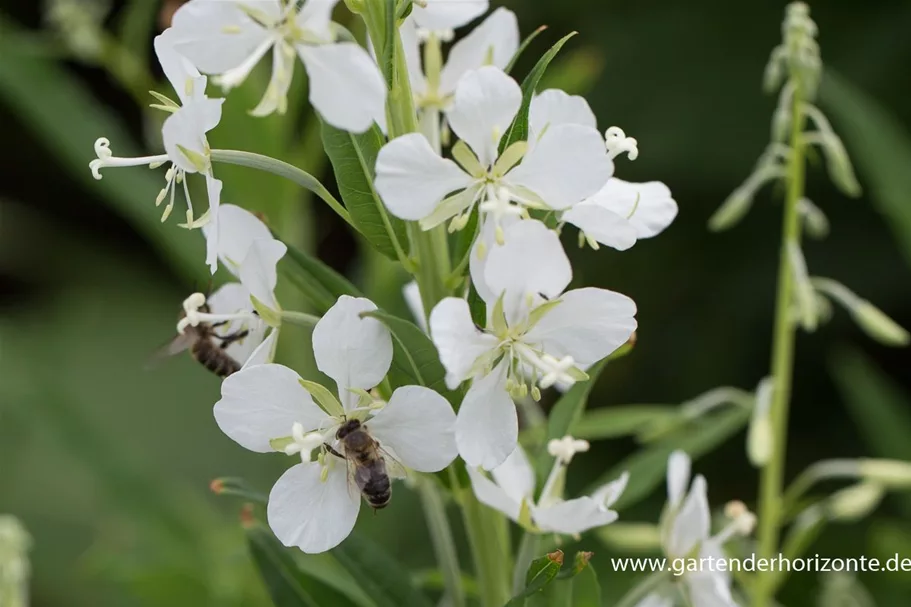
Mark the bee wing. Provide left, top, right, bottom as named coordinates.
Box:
left=377, top=446, right=408, bottom=481
left=145, top=332, right=196, bottom=370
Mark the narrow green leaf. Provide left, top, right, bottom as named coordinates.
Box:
left=504, top=25, right=548, bottom=75
left=246, top=524, right=371, bottom=607
left=569, top=563, right=601, bottom=607
left=273, top=231, right=363, bottom=314
left=571, top=405, right=679, bottom=440
left=361, top=310, right=457, bottom=404
left=831, top=347, right=911, bottom=515
left=320, top=120, right=409, bottom=261
left=821, top=71, right=911, bottom=267
left=588, top=405, right=752, bottom=510
left=504, top=550, right=564, bottom=606
left=333, top=533, right=433, bottom=607
left=535, top=359, right=608, bottom=483
left=501, top=32, right=577, bottom=152
left=468, top=282, right=487, bottom=328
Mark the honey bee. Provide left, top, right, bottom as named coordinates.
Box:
left=154, top=302, right=251, bottom=378
left=328, top=419, right=404, bottom=510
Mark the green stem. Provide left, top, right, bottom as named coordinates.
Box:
left=458, top=488, right=512, bottom=607
left=279, top=310, right=321, bottom=327
left=753, top=81, right=807, bottom=607
left=209, top=149, right=352, bottom=227
left=418, top=477, right=466, bottom=607
left=612, top=571, right=671, bottom=607
left=409, top=223, right=452, bottom=321
left=511, top=532, right=540, bottom=595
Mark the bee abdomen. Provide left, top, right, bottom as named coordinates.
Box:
left=192, top=342, right=240, bottom=378
left=363, top=474, right=391, bottom=509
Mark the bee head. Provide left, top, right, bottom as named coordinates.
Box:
left=336, top=419, right=362, bottom=439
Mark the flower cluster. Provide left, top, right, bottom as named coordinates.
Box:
left=86, top=0, right=683, bottom=561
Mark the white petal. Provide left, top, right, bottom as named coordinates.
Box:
left=455, top=361, right=517, bottom=470
left=507, top=124, right=612, bottom=209
left=428, top=297, right=499, bottom=389
left=368, top=386, right=457, bottom=472
left=667, top=450, right=691, bottom=509
left=170, top=0, right=276, bottom=74
left=154, top=30, right=201, bottom=103
left=466, top=466, right=522, bottom=521
left=533, top=496, right=618, bottom=535
left=296, top=0, right=340, bottom=41
left=490, top=446, right=535, bottom=504
left=591, top=179, right=679, bottom=239
left=467, top=215, right=519, bottom=306
left=483, top=220, right=571, bottom=324
left=560, top=203, right=638, bottom=251
left=242, top=328, right=278, bottom=369
left=298, top=42, right=387, bottom=133
left=250, top=41, right=296, bottom=117
left=448, top=66, right=521, bottom=167
left=411, top=0, right=488, bottom=32
left=403, top=281, right=427, bottom=332
left=668, top=475, right=710, bottom=559
left=204, top=173, right=223, bottom=274
left=529, top=89, right=597, bottom=139
left=399, top=18, right=427, bottom=97
left=202, top=204, right=273, bottom=278
left=267, top=462, right=361, bottom=554
left=439, top=8, right=519, bottom=96
left=312, top=296, right=393, bottom=406
left=215, top=364, right=326, bottom=452
left=524, top=287, right=637, bottom=367
left=238, top=238, right=287, bottom=311
left=589, top=471, right=630, bottom=510
left=162, top=97, right=223, bottom=173
left=632, top=594, right=674, bottom=607
left=375, top=133, right=474, bottom=221
left=685, top=571, right=737, bottom=607
left=207, top=282, right=267, bottom=364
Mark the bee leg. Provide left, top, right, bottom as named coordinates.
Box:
left=324, top=444, right=345, bottom=460
left=211, top=320, right=229, bottom=328
left=217, top=329, right=250, bottom=349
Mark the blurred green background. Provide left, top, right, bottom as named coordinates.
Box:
left=2, top=0, right=911, bottom=605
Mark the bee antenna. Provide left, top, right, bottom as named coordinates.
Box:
left=538, top=292, right=550, bottom=301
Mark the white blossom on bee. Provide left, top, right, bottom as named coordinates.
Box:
left=213, top=296, right=457, bottom=553
left=431, top=220, right=637, bottom=469
left=166, top=0, right=386, bottom=131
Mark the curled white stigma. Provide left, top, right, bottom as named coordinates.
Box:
left=89, top=137, right=169, bottom=180
left=547, top=435, right=590, bottom=465
left=605, top=126, right=639, bottom=161
left=283, top=423, right=326, bottom=463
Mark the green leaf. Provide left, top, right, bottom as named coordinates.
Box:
left=504, top=550, right=564, bottom=606
left=468, top=282, right=487, bottom=328
left=504, top=25, right=548, bottom=75
left=320, top=120, right=408, bottom=261
left=589, top=404, right=752, bottom=510
left=333, top=532, right=433, bottom=607
left=361, top=310, right=456, bottom=403
left=535, top=359, right=607, bottom=483
left=246, top=524, right=371, bottom=607
left=571, top=405, right=679, bottom=440
left=831, top=347, right=911, bottom=515
left=821, top=71, right=911, bottom=267
left=275, top=232, right=363, bottom=314
left=501, top=32, right=577, bottom=152
left=569, top=562, right=601, bottom=607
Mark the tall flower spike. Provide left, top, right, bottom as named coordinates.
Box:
left=89, top=30, right=225, bottom=272
left=213, top=296, right=457, bottom=553
left=168, top=0, right=386, bottom=130
left=431, top=220, right=636, bottom=469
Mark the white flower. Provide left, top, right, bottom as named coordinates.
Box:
left=375, top=66, right=612, bottom=239
left=167, top=0, right=386, bottom=130
left=467, top=438, right=628, bottom=535
left=176, top=205, right=287, bottom=366
left=636, top=451, right=749, bottom=607
left=431, top=220, right=637, bottom=469
left=402, top=7, right=518, bottom=114
left=90, top=30, right=225, bottom=272
left=214, top=295, right=458, bottom=553
left=410, top=0, right=489, bottom=33
left=527, top=89, right=678, bottom=251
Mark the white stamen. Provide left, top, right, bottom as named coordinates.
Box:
left=176, top=292, right=257, bottom=334
left=547, top=435, right=590, bottom=465
left=604, top=126, right=639, bottom=161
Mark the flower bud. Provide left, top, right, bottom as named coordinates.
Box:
left=798, top=198, right=829, bottom=239
left=708, top=187, right=754, bottom=232
left=827, top=482, right=884, bottom=522
left=596, top=523, right=662, bottom=552
left=747, top=378, right=774, bottom=467
left=851, top=301, right=910, bottom=347
left=858, top=459, right=911, bottom=489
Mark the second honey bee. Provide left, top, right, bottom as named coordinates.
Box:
left=330, top=419, right=403, bottom=510
left=156, top=302, right=251, bottom=378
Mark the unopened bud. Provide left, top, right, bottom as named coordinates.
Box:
left=596, top=523, right=662, bottom=552
left=798, top=198, right=829, bottom=239
left=858, top=459, right=911, bottom=489
left=748, top=377, right=774, bottom=467
left=709, top=188, right=754, bottom=232
left=851, top=301, right=910, bottom=347
left=827, top=482, right=884, bottom=522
